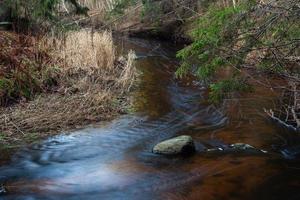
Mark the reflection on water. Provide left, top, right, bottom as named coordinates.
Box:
left=0, top=37, right=299, bottom=200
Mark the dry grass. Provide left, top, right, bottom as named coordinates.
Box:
left=77, top=0, right=110, bottom=11
left=59, top=30, right=115, bottom=70
left=0, top=30, right=136, bottom=148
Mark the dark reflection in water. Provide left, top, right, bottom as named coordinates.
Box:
left=0, top=37, right=299, bottom=200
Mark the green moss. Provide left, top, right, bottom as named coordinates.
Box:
left=124, top=105, right=137, bottom=114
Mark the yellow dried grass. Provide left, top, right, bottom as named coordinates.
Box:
left=59, top=30, right=115, bottom=71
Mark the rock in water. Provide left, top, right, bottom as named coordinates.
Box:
left=153, top=135, right=195, bottom=155
left=206, top=143, right=268, bottom=154
left=230, top=143, right=256, bottom=150
left=0, top=184, right=6, bottom=194
left=230, top=143, right=267, bottom=153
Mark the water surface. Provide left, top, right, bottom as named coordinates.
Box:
left=0, top=37, right=299, bottom=200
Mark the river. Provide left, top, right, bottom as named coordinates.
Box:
left=0, top=37, right=299, bottom=200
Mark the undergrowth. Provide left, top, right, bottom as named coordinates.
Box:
left=0, top=31, right=60, bottom=106
left=0, top=30, right=136, bottom=148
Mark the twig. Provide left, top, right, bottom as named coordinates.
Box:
left=291, top=108, right=300, bottom=128
left=264, top=108, right=298, bottom=131
left=3, top=114, right=25, bottom=135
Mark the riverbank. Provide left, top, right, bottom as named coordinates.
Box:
left=0, top=30, right=136, bottom=152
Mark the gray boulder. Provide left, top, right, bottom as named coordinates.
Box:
left=153, top=135, right=195, bottom=155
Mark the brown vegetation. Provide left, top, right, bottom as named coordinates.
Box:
left=0, top=31, right=59, bottom=106
left=0, top=30, right=136, bottom=149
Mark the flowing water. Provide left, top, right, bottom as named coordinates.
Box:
left=0, top=37, right=300, bottom=200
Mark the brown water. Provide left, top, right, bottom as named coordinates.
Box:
left=0, top=37, right=299, bottom=200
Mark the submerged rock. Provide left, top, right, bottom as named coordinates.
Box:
left=153, top=135, right=195, bottom=155
left=230, top=143, right=267, bottom=153
left=206, top=143, right=267, bottom=154
left=230, top=143, right=256, bottom=151
left=280, top=145, right=300, bottom=160
left=0, top=184, right=6, bottom=195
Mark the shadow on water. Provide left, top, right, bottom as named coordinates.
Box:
left=0, top=36, right=299, bottom=200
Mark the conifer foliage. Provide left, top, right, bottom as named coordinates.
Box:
left=176, top=0, right=299, bottom=103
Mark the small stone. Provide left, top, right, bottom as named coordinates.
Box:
left=206, top=143, right=267, bottom=154
left=230, top=143, right=255, bottom=150
left=153, top=135, right=195, bottom=155
left=230, top=143, right=267, bottom=153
